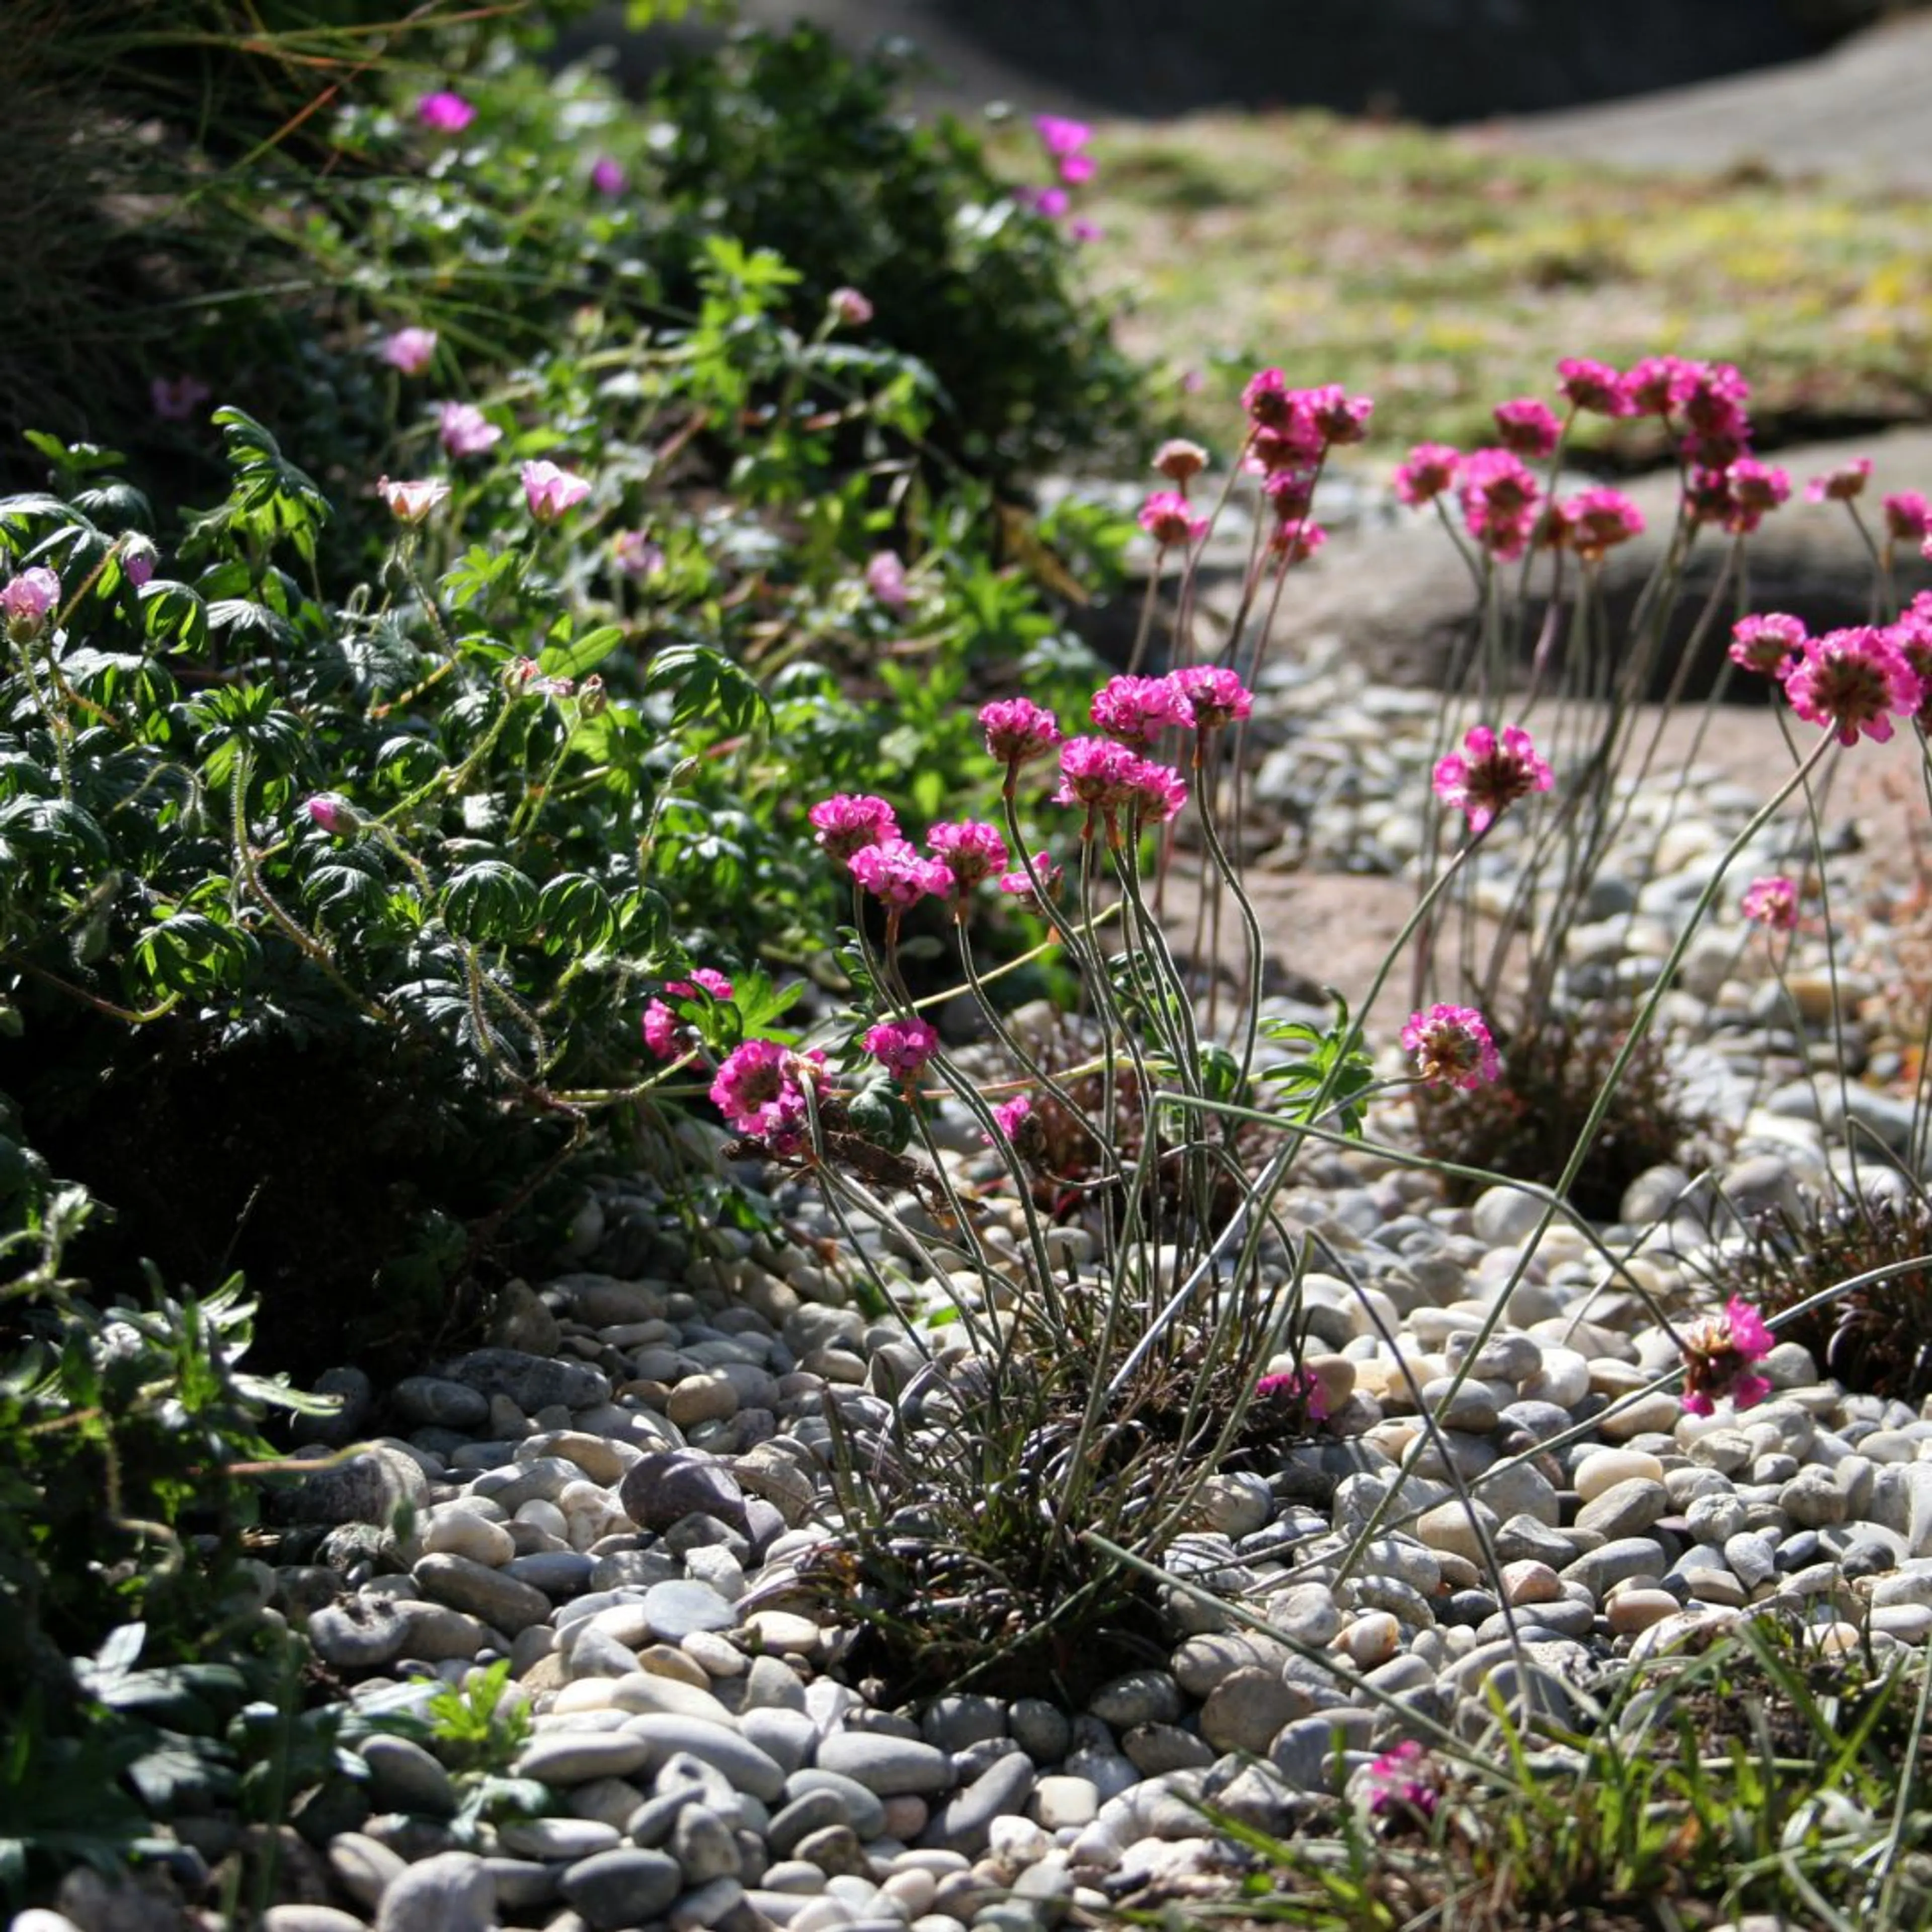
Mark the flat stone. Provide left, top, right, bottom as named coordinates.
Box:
left=782, top=1769, right=889, bottom=1840
left=285, top=1446, right=428, bottom=1527
left=329, top=1832, right=406, bottom=1910
left=373, top=1852, right=494, bottom=1932
left=816, top=1732, right=956, bottom=1797
left=621, top=1714, right=788, bottom=1803
left=413, top=1552, right=552, bottom=1632
left=447, top=1347, right=611, bottom=1414
left=1087, top=1669, right=1184, bottom=1729
left=422, top=1508, right=516, bottom=1567
left=309, top=1596, right=411, bottom=1673
left=1199, top=1668, right=1310, bottom=1754
left=391, top=1377, right=490, bottom=1431
left=559, top=1848, right=683, bottom=1932
left=360, top=1736, right=457, bottom=1818
left=619, top=1452, right=750, bottom=1534
left=1573, top=1448, right=1665, bottom=1502
left=1575, top=1478, right=1670, bottom=1540
left=516, top=1730, right=655, bottom=1786
left=642, top=1579, right=738, bottom=1641
left=919, top=1751, right=1036, bottom=1856
left=498, top=1817, right=624, bottom=1861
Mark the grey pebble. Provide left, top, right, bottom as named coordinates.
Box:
left=559, top=1847, right=684, bottom=1931
left=373, top=1851, right=495, bottom=1932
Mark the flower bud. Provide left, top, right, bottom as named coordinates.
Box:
left=122, top=535, right=158, bottom=588
left=304, top=794, right=358, bottom=836
left=1, top=567, right=61, bottom=642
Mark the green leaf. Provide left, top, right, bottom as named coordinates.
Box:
left=538, top=624, right=624, bottom=684
left=535, top=873, right=615, bottom=951
left=441, top=860, right=540, bottom=943
left=643, top=643, right=770, bottom=736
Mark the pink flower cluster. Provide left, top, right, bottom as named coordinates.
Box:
left=1740, top=875, right=1799, bottom=931
left=642, top=968, right=734, bottom=1061
left=864, top=1018, right=940, bottom=1083
left=1364, top=1740, right=1440, bottom=1822
left=1138, top=491, right=1209, bottom=548
left=1255, top=1367, right=1330, bottom=1422
left=417, top=91, right=475, bottom=133
left=1431, top=724, right=1553, bottom=835
left=1680, top=1296, right=1775, bottom=1416
left=1730, top=609, right=1931, bottom=746
left=1018, top=116, right=1100, bottom=239
left=1241, top=371, right=1372, bottom=463
left=709, top=1039, right=826, bottom=1152
left=1401, top=1003, right=1501, bottom=1090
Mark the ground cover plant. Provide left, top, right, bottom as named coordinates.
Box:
left=14, top=3, right=1932, bottom=1925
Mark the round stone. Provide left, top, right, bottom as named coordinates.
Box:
left=1573, top=1448, right=1665, bottom=1503
left=642, top=1579, right=738, bottom=1641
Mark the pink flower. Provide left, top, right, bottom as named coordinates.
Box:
left=1565, top=486, right=1645, bottom=562
left=122, top=535, right=158, bottom=588
left=417, top=91, right=475, bottom=132
left=1121, top=757, right=1188, bottom=823
left=864, top=1018, right=940, bottom=1082
left=1885, top=492, right=1932, bottom=543
left=1033, top=114, right=1091, bottom=157
left=1892, top=594, right=1932, bottom=731
left=829, top=286, right=874, bottom=327
left=1255, top=1367, right=1329, bottom=1422
left=1729, top=612, right=1807, bottom=678
left=1058, top=152, right=1097, bottom=186
left=865, top=550, right=909, bottom=611
left=1394, top=443, right=1462, bottom=508
left=1091, top=675, right=1191, bottom=748
left=1723, top=457, right=1791, bottom=535
left=437, top=400, right=502, bottom=458
left=1681, top=1295, right=1775, bottom=1416
left=980, top=698, right=1062, bottom=768
left=928, top=820, right=1009, bottom=893
left=1432, top=724, right=1553, bottom=836
left=613, top=529, right=665, bottom=579
left=303, top=793, right=357, bottom=836
left=520, top=459, right=592, bottom=523
left=150, top=374, right=210, bottom=421
left=643, top=968, right=735, bottom=1060
left=998, top=857, right=1063, bottom=913
left=1401, top=1003, right=1501, bottom=1091
left=1015, top=184, right=1070, bottom=219
left=988, top=1094, right=1033, bottom=1141
left=1271, top=520, right=1327, bottom=565
left=1365, top=1740, right=1439, bottom=1821
left=810, top=793, right=900, bottom=863
left=1492, top=396, right=1562, bottom=458
left=849, top=838, right=954, bottom=908
left=380, top=328, right=439, bottom=376
left=1262, top=467, right=1318, bottom=523
left=590, top=155, right=625, bottom=196
left=1458, top=448, right=1543, bottom=560
left=1807, top=457, right=1871, bottom=504
left=1153, top=439, right=1209, bottom=486
left=1784, top=625, right=1922, bottom=746
left=1679, top=362, right=1753, bottom=466
left=1054, top=735, right=1141, bottom=814
left=1138, top=491, right=1208, bottom=547
left=682, top=967, right=735, bottom=1002
left=1556, top=357, right=1632, bottom=416
left=1068, top=218, right=1102, bottom=244
left=376, top=475, right=450, bottom=525
left=1, top=566, right=61, bottom=639
left=1302, top=383, right=1374, bottom=445
left=1741, top=875, right=1799, bottom=931
left=1168, top=665, right=1253, bottom=730
left=710, top=1039, right=824, bottom=1142
left=1624, top=354, right=1699, bottom=417
left=1241, top=367, right=1297, bottom=431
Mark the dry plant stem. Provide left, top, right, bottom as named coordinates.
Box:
left=1122, top=564, right=1163, bottom=679
left=1333, top=733, right=1838, bottom=1589
left=1190, top=738, right=1266, bottom=1088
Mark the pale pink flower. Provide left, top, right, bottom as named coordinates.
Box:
left=437, top=400, right=501, bottom=458
left=377, top=475, right=450, bottom=525
left=998, top=857, right=1063, bottom=913
left=1091, top=675, right=1191, bottom=748
left=1401, top=1003, right=1501, bottom=1091
left=1432, top=724, right=1553, bottom=835
left=864, top=1018, right=940, bottom=1083
left=1492, top=396, right=1561, bottom=458
left=927, top=820, right=1008, bottom=892
left=980, top=698, right=1062, bottom=768
left=1565, top=486, right=1645, bottom=563
left=849, top=838, right=954, bottom=908
left=150, top=374, right=210, bottom=421
left=1680, top=1296, right=1775, bottom=1416
left=865, top=550, right=909, bottom=611
left=1741, top=875, right=1799, bottom=931
left=417, top=91, right=475, bottom=132
left=1807, top=457, right=1871, bottom=504
left=590, top=155, right=625, bottom=196
left=1729, top=612, right=1807, bottom=677
left=1784, top=625, right=1922, bottom=746
left=1885, top=492, right=1932, bottom=543
left=520, top=459, right=592, bottom=523
left=810, top=793, right=900, bottom=863
left=1, top=567, right=61, bottom=639
left=1555, top=357, right=1631, bottom=416
left=303, top=794, right=357, bottom=836
left=1138, top=491, right=1208, bottom=547
left=1153, top=438, right=1209, bottom=485
left=1393, top=443, right=1461, bottom=508
left=613, top=529, right=665, bottom=579
left=830, top=286, right=874, bottom=327
left=1168, top=665, right=1253, bottom=730
left=1255, top=1368, right=1329, bottom=1422
left=380, top=328, right=439, bottom=376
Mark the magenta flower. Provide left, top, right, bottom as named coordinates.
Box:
left=1271, top=520, right=1327, bottom=565
left=1365, top=1740, right=1440, bottom=1821
left=998, top=857, right=1063, bottom=913
left=1055, top=735, right=1141, bottom=815
left=1262, top=467, right=1318, bottom=523
left=150, top=374, right=211, bottom=422
left=520, top=459, right=592, bottom=523
left=590, top=155, right=625, bottom=196
left=1303, top=382, right=1374, bottom=445
left=1807, top=457, right=1871, bottom=504
left=1168, top=665, right=1254, bottom=730
left=1033, top=114, right=1091, bottom=157
left=1091, top=675, right=1191, bottom=748
left=810, top=793, right=900, bottom=863
left=1394, top=443, right=1462, bottom=508
left=376, top=475, right=450, bottom=525
left=864, top=1018, right=940, bottom=1083
left=437, top=400, right=502, bottom=458
left=303, top=794, right=357, bottom=836
left=1432, top=724, right=1553, bottom=835
left=642, top=968, right=734, bottom=1061
left=1679, top=361, right=1753, bottom=464
left=849, top=838, right=954, bottom=908
left=988, top=1094, right=1033, bottom=1141
left=380, top=328, right=439, bottom=376
left=1885, top=492, right=1932, bottom=543
left=1241, top=367, right=1296, bottom=431
left=1892, top=596, right=1932, bottom=731
left=417, top=91, right=475, bottom=133
left=1624, top=354, right=1699, bottom=417
left=1255, top=1367, right=1329, bottom=1422
left=1138, top=491, right=1209, bottom=547
left=928, top=820, right=1008, bottom=893
left=1121, top=757, right=1188, bottom=824
left=865, top=549, right=909, bottom=611
left=1680, top=1296, right=1775, bottom=1416
left=1741, top=875, right=1799, bottom=931
left=1458, top=447, right=1543, bottom=561
left=1729, top=612, right=1807, bottom=678
left=1565, top=486, right=1645, bottom=562
left=1555, top=356, right=1632, bottom=416
left=709, top=1039, right=824, bottom=1143
left=980, top=698, right=1062, bottom=768
left=1153, top=439, right=1208, bottom=486
left=1015, top=184, right=1071, bottom=219
left=1784, top=625, right=1922, bottom=746
left=613, top=529, right=665, bottom=579
left=1, top=567, right=61, bottom=640
left=1401, top=1003, right=1501, bottom=1091
left=122, top=536, right=158, bottom=588
left=1058, top=151, right=1097, bottom=185
left=1068, top=218, right=1103, bottom=244
left=1492, top=396, right=1561, bottom=459
left=1723, top=457, right=1791, bottom=534
left=829, top=286, right=874, bottom=327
